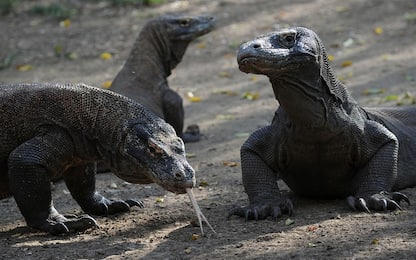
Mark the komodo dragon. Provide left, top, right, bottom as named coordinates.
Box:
left=110, top=14, right=215, bottom=143
left=0, top=83, right=195, bottom=234
left=229, top=27, right=415, bottom=220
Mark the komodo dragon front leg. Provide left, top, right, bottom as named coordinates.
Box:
left=349, top=121, right=409, bottom=212
left=8, top=127, right=141, bottom=234
left=229, top=126, right=293, bottom=220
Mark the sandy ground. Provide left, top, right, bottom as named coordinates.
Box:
left=1, top=0, right=416, bottom=259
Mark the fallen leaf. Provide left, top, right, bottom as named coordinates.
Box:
left=371, top=239, right=379, bottom=245
left=223, top=161, right=238, bottom=167
left=234, top=132, right=250, bottom=138
left=363, top=88, right=384, bottom=95
left=59, top=19, right=71, bottom=28
left=384, top=95, right=399, bottom=101
left=102, top=81, right=112, bottom=89
left=191, top=234, right=200, bottom=240
left=216, top=90, right=238, bottom=96
left=374, top=27, right=383, bottom=35
left=285, top=218, right=295, bottom=226
left=343, top=38, right=354, bottom=47
left=242, top=92, right=259, bottom=100
left=156, top=197, right=164, bottom=203
left=196, top=43, right=206, bottom=49
left=186, top=153, right=196, bottom=158
left=100, top=52, right=112, bottom=60
left=341, top=60, right=353, bottom=67
left=216, top=114, right=235, bottom=120
left=16, top=64, right=33, bottom=71
left=199, top=180, right=209, bottom=187
left=186, top=92, right=202, bottom=102
left=65, top=52, right=78, bottom=60
left=219, top=71, right=231, bottom=78
left=184, top=248, right=192, bottom=254
left=250, top=75, right=257, bottom=81
left=307, top=226, right=318, bottom=232
left=327, top=55, right=334, bottom=62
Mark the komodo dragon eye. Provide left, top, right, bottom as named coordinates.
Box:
left=279, top=32, right=296, bottom=48
left=179, top=19, right=191, bottom=27
left=147, top=139, right=164, bottom=156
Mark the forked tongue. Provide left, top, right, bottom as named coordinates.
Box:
left=186, top=188, right=216, bottom=235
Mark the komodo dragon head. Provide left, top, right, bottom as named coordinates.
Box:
left=237, top=27, right=321, bottom=77
left=143, top=14, right=215, bottom=73
left=236, top=27, right=349, bottom=127
left=113, top=116, right=196, bottom=194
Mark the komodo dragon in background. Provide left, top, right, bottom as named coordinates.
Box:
left=229, top=27, right=415, bottom=221
left=0, top=83, right=195, bottom=234
left=110, top=14, right=215, bottom=143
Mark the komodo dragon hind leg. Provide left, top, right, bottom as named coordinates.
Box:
left=63, top=163, right=144, bottom=216
left=7, top=130, right=97, bottom=234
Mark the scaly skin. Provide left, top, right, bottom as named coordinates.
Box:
left=110, top=15, right=215, bottom=143
left=0, top=83, right=195, bottom=234
left=229, top=27, right=414, bottom=221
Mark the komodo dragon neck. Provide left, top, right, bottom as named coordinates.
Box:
left=112, top=21, right=173, bottom=97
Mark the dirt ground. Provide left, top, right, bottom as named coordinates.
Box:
left=1, top=0, right=416, bottom=259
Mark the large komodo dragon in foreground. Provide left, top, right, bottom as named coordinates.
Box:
left=0, top=83, right=195, bottom=234
left=110, top=14, right=215, bottom=143
left=229, top=27, right=415, bottom=220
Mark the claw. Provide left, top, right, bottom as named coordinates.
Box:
left=381, top=199, right=388, bottom=211
left=388, top=199, right=402, bottom=211
left=254, top=208, right=259, bottom=221
left=125, top=199, right=144, bottom=208
left=245, top=208, right=251, bottom=221
left=358, top=198, right=371, bottom=213
left=271, top=207, right=282, bottom=221
left=392, top=192, right=410, bottom=206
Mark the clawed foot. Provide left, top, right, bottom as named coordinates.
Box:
left=182, top=124, right=201, bottom=143
left=228, top=198, right=293, bottom=221
left=29, top=214, right=98, bottom=235
left=347, top=191, right=410, bottom=212
left=83, top=196, right=144, bottom=215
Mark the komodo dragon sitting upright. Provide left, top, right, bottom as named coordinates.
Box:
left=0, top=83, right=195, bottom=234
left=110, top=14, right=215, bottom=143
left=229, top=27, right=415, bottom=220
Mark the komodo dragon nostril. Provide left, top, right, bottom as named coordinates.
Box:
left=253, top=43, right=261, bottom=48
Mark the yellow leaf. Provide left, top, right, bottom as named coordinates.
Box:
left=374, top=27, right=383, bottom=35
left=242, top=92, right=260, bottom=100
left=219, top=71, right=231, bottom=78
left=341, top=60, right=353, bottom=67
left=59, top=19, right=71, bottom=28
left=100, top=52, right=112, bottom=60
left=196, top=43, right=206, bottom=49
left=199, top=180, right=209, bottom=187
left=216, top=114, right=235, bottom=120
left=191, top=234, right=200, bottom=240
left=250, top=76, right=257, bottom=81
left=102, top=81, right=112, bottom=89
left=16, top=64, right=33, bottom=71
left=186, top=92, right=202, bottom=102
left=223, top=161, right=238, bottom=167
left=156, top=197, right=164, bottom=203
left=327, top=55, right=334, bottom=62
left=371, top=239, right=379, bottom=245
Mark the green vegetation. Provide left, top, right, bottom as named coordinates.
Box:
left=29, top=3, right=77, bottom=20
left=0, top=0, right=19, bottom=15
